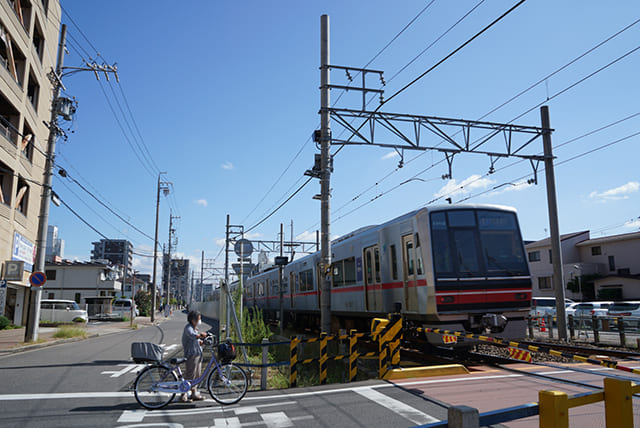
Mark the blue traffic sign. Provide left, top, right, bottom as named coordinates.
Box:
left=29, top=271, right=46, bottom=287
left=0, top=280, right=6, bottom=288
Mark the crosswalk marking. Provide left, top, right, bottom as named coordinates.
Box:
left=101, top=364, right=141, bottom=378
left=262, top=411, right=294, bottom=428
left=212, top=416, right=241, bottom=427
left=355, top=386, right=440, bottom=425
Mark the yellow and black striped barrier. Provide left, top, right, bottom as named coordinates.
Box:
left=415, top=326, right=640, bottom=376
left=371, top=314, right=403, bottom=378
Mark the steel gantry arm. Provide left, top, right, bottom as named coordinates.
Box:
left=328, top=107, right=550, bottom=163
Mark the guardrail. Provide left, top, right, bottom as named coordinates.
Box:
left=528, top=315, right=640, bottom=348
left=230, top=315, right=403, bottom=389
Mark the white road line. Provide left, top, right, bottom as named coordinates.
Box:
left=212, top=417, right=241, bottom=427
left=117, top=410, right=147, bottom=423
left=101, top=364, right=139, bottom=378
left=355, top=387, right=439, bottom=425
left=262, top=411, right=294, bottom=428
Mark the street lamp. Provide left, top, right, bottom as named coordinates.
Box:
left=573, top=265, right=582, bottom=300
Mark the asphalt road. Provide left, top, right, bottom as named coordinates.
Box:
left=0, top=314, right=448, bottom=428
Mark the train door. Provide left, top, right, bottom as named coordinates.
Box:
left=402, top=234, right=418, bottom=312
left=290, top=272, right=296, bottom=308
left=364, top=245, right=382, bottom=311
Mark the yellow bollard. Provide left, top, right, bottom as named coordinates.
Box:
left=538, top=390, right=568, bottom=428
left=604, top=378, right=633, bottom=428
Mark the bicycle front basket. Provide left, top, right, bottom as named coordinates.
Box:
left=131, top=342, right=163, bottom=363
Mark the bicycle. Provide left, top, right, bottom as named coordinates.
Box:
left=132, top=333, right=248, bottom=409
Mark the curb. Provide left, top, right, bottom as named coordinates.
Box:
left=0, top=321, right=164, bottom=355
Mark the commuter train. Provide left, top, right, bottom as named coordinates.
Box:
left=225, top=204, right=532, bottom=343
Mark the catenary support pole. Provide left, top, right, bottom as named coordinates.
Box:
left=279, top=223, right=284, bottom=335
left=541, top=105, right=567, bottom=341
left=320, top=14, right=332, bottom=334
left=25, top=24, right=67, bottom=342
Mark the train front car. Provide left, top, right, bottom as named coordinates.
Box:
left=418, top=205, right=531, bottom=344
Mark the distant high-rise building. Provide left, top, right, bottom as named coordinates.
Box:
left=45, top=225, right=64, bottom=262
left=163, top=257, right=190, bottom=303
left=91, top=239, right=133, bottom=276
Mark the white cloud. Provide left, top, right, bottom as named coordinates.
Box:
left=195, top=199, right=208, bottom=207
left=623, top=219, right=640, bottom=229
left=589, top=181, right=639, bottom=201
left=221, top=161, right=234, bottom=170
left=381, top=151, right=398, bottom=160
left=295, top=230, right=317, bottom=241
left=433, top=175, right=495, bottom=199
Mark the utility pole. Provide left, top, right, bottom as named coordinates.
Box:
left=151, top=172, right=170, bottom=322
left=25, top=25, right=67, bottom=342
left=279, top=223, right=284, bottom=335
left=541, top=106, right=567, bottom=341
left=166, top=212, right=179, bottom=314
left=319, top=14, right=332, bottom=334
left=200, top=250, right=205, bottom=302
left=223, top=214, right=230, bottom=337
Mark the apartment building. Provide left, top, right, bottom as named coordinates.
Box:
left=526, top=230, right=640, bottom=301
left=0, top=0, right=60, bottom=325
left=91, top=239, right=133, bottom=277
left=43, top=259, right=122, bottom=303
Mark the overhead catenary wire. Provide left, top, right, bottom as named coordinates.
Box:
left=328, top=25, right=640, bottom=223
left=241, top=2, right=438, bottom=227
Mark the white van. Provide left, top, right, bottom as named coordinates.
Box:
left=40, top=300, right=88, bottom=323
left=112, top=298, right=138, bottom=318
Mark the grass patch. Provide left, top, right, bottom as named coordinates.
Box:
left=53, top=326, right=88, bottom=339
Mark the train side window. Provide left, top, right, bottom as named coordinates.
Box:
left=333, top=262, right=344, bottom=287
left=299, top=269, right=313, bottom=291
left=390, top=245, right=398, bottom=280
left=405, top=240, right=415, bottom=275
left=430, top=212, right=453, bottom=275
left=282, top=277, right=288, bottom=293
left=258, top=282, right=264, bottom=296
left=344, top=258, right=356, bottom=285
left=415, top=233, right=423, bottom=275
left=365, top=249, right=373, bottom=285
left=374, top=247, right=381, bottom=283
left=271, top=279, right=278, bottom=296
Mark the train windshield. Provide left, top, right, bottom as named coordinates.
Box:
left=430, top=209, right=529, bottom=277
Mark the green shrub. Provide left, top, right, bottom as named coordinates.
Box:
left=0, top=315, right=10, bottom=330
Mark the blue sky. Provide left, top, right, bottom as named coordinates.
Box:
left=50, top=1, right=640, bottom=279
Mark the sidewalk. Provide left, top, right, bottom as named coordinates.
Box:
left=0, top=315, right=168, bottom=354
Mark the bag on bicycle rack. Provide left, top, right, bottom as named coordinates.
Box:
left=131, top=342, right=163, bottom=363
left=217, top=342, right=237, bottom=363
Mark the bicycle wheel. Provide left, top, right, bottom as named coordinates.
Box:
left=207, top=363, right=248, bottom=405
left=134, top=365, right=178, bottom=409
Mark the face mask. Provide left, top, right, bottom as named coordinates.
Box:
left=197, top=319, right=202, bottom=327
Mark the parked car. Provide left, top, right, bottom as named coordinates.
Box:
left=606, top=302, right=640, bottom=318
left=40, top=299, right=88, bottom=323
left=112, top=298, right=138, bottom=318
left=530, top=297, right=575, bottom=318
left=565, top=301, right=614, bottom=318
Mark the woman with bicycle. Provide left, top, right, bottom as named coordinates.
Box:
left=181, top=310, right=207, bottom=402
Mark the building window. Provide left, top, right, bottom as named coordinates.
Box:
left=0, top=161, right=13, bottom=205
left=528, top=251, right=541, bottom=262
left=47, top=292, right=54, bottom=299
left=608, top=255, right=615, bottom=272
left=548, top=249, right=552, bottom=263
left=14, top=177, right=28, bottom=214
left=74, top=293, right=81, bottom=304
left=45, top=270, right=56, bottom=280
left=26, top=72, right=39, bottom=111
left=538, top=276, right=553, bottom=290
left=591, top=246, right=602, bottom=256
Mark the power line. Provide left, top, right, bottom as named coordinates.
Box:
left=382, top=0, right=526, bottom=107
left=57, top=167, right=155, bottom=241
left=245, top=177, right=313, bottom=234
left=55, top=192, right=109, bottom=240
